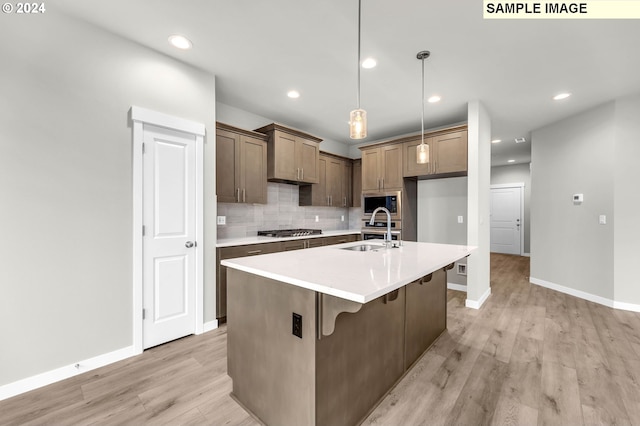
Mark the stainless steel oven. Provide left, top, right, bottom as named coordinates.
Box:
left=361, top=228, right=402, bottom=241
left=361, top=219, right=402, bottom=240
left=362, top=191, right=401, bottom=221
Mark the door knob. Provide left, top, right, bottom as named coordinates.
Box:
left=185, top=241, right=195, bottom=248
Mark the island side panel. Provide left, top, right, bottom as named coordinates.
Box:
left=404, top=268, right=447, bottom=369
left=315, top=288, right=406, bottom=426
left=227, top=269, right=317, bottom=426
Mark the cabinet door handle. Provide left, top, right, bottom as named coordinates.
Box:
left=247, top=250, right=262, bottom=255
left=242, top=188, right=246, bottom=203
left=301, top=168, right=304, bottom=181
left=236, top=188, right=241, bottom=203
left=343, top=196, right=347, bottom=207
left=330, top=195, right=332, bottom=206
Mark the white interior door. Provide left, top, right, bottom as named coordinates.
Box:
left=490, top=186, right=522, bottom=255
left=143, top=124, right=197, bottom=349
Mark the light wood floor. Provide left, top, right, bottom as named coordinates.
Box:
left=2, top=254, right=640, bottom=425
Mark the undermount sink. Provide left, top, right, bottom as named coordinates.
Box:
left=340, top=244, right=386, bottom=252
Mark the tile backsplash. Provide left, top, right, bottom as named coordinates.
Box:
left=217, top=183, right=361, bottom=239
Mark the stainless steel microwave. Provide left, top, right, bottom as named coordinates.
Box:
left=362, top=191, right=401, bottom=221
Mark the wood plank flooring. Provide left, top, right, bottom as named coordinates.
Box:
left=2, top=253, right=639, bottom=425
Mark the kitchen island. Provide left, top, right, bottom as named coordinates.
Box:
left=222, top=240, right=474, bottom=426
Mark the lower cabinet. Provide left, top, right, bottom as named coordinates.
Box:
left=404, top=268, right=447, bottom=369
left=216, top=234, right=360, bottom=320
left=226, top=267, right=448, bottom=426
left=315, top=288, right=405, bottom=426
left=215, top=242, right=281, bottom=319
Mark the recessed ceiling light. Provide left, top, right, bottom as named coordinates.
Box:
left=491, top=139, right=502, bottom=144
left=427, top=95, right=441, bottom=103
left=168, top=34, right=192, bottom=50
left=507, top=159, right=515, bottom=163
left=553, top=92, right=571, bottom=101
left=287, top=90, right=300, bottom=99
left=362, top=58, right=377, bottom=69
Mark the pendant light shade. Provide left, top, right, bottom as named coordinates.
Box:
left=349, top=0, right=367, bottom=139
left=350, top=109, right=367, bottom=139
left=417, top=142, right=429, bottom=164
left=416, top=50, right=430, bottom=164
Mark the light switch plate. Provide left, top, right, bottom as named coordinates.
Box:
left=599, top=215, right=606, bottom=225
left=315, top=215, right=319, bottom=222
left=457, top=216, right=464, bottom=224
left=217, top=216, right=226, bottom=225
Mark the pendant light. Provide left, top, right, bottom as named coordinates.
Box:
left=349, top=0, right=367, bottom=139
left=416, top=50, right=430, bottom=164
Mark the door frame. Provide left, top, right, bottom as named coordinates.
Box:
left=131, top=106, right=205, bottom=355
left=490, top=183, right=524, bottom=256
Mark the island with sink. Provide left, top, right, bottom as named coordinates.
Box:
left=221, top=240, right=475, bottom=426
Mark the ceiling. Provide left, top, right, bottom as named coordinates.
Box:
left=56, top=0, right=640, bottom=166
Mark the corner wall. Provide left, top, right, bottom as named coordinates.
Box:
left=0, top=11, right=216, bottom=388
left=613, top=94, right=640, bottom=306
left=466, top=101, right=492, bottom=308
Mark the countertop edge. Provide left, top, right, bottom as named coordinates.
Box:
left=216, top=229, right=362, bottom=248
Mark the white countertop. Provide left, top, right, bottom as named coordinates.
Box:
left=216, top=229, right=361, bottom=248
left=221, top=240, right=475, bottom=303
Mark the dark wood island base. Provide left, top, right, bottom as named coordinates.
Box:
left=226, top=265, right=450, bottom=426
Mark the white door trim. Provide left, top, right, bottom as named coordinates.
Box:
left=131, top=106, right=205, bottom=355
left=490, top=182, right=525, bottom=256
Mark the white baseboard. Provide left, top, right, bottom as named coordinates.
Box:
left=2, top=319, right=222, bottom=402
left=466, top=287, right=492, bottom=309
left=613, top=300, right=640, bottom=313
left=523, top=252, right=531, bottom=257
left=447, top=283, right=467, bottom=292
left=0, top=346, right=135, bottom=402
left=203, top=320, right=219, bottom=333
left=530, top=277, right=640, bottom=313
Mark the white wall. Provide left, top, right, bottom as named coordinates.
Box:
left=417, top=177, right=468, bottom=286
left=491, top=163, right=531, bottom=254
left=531, top=102, right=616, bottom=300
left=0, top=11, right=216, bottom=387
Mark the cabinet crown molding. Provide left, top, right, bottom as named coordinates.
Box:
left=216, top=122, right=267, bottom=140
left=254, top=123, right=323, bottom=143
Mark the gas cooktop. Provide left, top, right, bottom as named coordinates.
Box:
left=257, top=229, right=322, bottom=238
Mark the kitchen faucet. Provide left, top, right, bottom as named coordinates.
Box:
left=369, top=206, right=393, bottom=247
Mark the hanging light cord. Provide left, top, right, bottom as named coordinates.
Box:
left=357, top=0, right=362, bottom=109
left=421, top=54, right=425, bottom=144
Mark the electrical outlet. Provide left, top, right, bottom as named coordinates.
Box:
left=315, top=215, right=319, bottom=223
left=599, top=215, right=606, bottom=225
left=457, top=263, right=467, bottom=275
left=457, top=216, right=464, bottom=224
left=217, top=216, right=226, bottom=225
left=292, top=313, right=302, bottom=338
